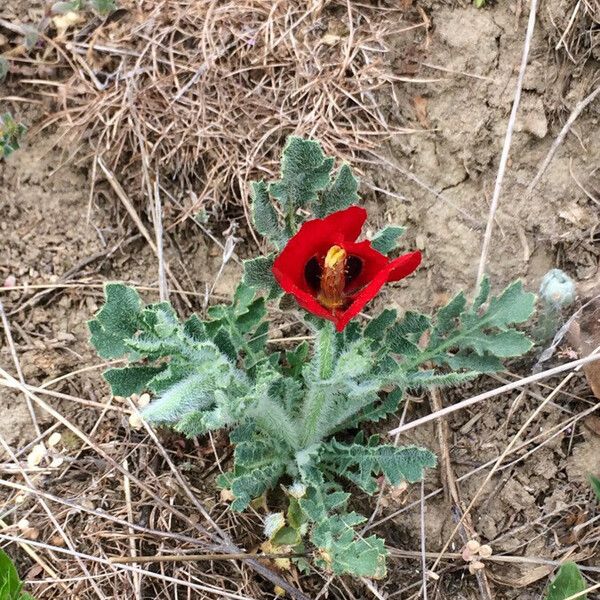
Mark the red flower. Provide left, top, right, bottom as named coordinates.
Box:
left=272, top=206, right=421, bottom=331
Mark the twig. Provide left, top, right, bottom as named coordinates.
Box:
left=0, top=436, right=107, bottom=600
left=97, top=157, right=190, bottom=307
left=526, top=85, right=600, bottom=196
left=388, top=351, right=600, bottom=437
left=419, top=479, right=428, bottom=600
left=563, top=584, right=600, bottom=600
left=373, top=399, right=600, bottom=531
left=429, top=389, right=493, bottom=599
left=476, top=0, right=539, bottom=285
left=122, top=458, right=141, bottom=599
left=0, top=367, right=312, bottom=600
left=0, top=518, right=61, bottom=582
left=429, top=347, right=594, bottom=574
left=387, top=549, right=600, bottom=573
left=153, top=173, right=168, bottom=302
left=0, top=301, right=40, bottom=437
left=109, top=552, right=305, bottom=564
left=0, top=534, right=256, bottom=600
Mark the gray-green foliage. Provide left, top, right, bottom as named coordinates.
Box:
left=0, top=548, right=35, bottom=600
left=89, top=137, right=536, bottom=578
left=90, top=277, right=534, bottom=578
left=545, top=562, right=587, bottom=600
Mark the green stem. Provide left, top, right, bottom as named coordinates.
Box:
left=300, top=323, right=335, bottom=447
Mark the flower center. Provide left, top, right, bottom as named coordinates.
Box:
left=318, top=245, right=347, bottom=310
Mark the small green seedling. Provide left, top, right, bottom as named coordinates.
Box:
left=544, top=476, right=598, bottom=599
left=0, top=113, right=26, bottom=159
left=545, top=562, right=587, bottom=600
left=0, top=548, right=35, bottom=600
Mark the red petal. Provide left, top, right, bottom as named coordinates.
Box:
left=341, top=240, right=388, bottom=291
left=334, top=251, right=422, bottom=331
left=334, top=267, right=391, bottom=331
left=388, top=251, right=422, bottom=282
left=321, top=205, right=367, bottom=241
left=273, top=267, right=334, bottom=321
left=272, top=206, right=367, bottom=295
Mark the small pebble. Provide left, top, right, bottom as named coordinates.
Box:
left=128, top=413, right=144, bottom=429
left=47, top=432, right=62, bottom=447
left=27, top=443, right=46, bottom=468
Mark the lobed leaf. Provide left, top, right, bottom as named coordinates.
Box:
left=88, top=283, right=141, bottom=359
left=370, top=226, right=406, bottom=255
left=312, top=163, right=359, bottom=218
left=269, top=137, right=334, bottom=213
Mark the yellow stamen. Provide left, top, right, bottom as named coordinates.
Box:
left=324, top=245, right=346, bottom=269
left=318, top=245, right=348, bottom=311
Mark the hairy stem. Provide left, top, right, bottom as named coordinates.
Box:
left=300, top=323, right=335, bottom=447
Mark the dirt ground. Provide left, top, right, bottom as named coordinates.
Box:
left=1, top=0, right=599, bottom=599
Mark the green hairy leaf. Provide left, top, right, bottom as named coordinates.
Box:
left=313, top=164, right=359, bottom=218
left=242, top=255, right=280, bottom=298
left=545, top=562, right=587, bottom=600
left=251, top=181, right=285, bottom=247
left=370, top=226, right=406, bottom=255
left=269, top=137, right=334, bottom=213
left=321, top=435, right=436, bottom=494
left=382, top=277, right=535, bottom=373
left=88, top=284, right=141, bottom=358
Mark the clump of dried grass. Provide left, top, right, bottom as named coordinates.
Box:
left=44, top=0, right=427, bottom=223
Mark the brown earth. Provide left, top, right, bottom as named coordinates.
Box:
left=1, top=0, right=599, bottom=598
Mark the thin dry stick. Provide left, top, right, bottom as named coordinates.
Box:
left=129, top=400, right=230, bottom=541
left=374, top=399, right=600, bottom=530
left=429, top=389, right=493, bottom=600
left=153, top=173, right=168, bottom=302
left=0, top=518, right=62, bottom=582
left=526, top=85, right=600, bottom=195
left=0, top=436, right=108, bottom=600
left=0, top=371, right=310, bottom=600
left=0, top=301, right=40, bottom=437
left=110, top=552, right=304, bottom=564
left=0, top=478, right=214, bottom=549
left=0, top=534, right=256, bottom=600
left=476, top=0, right=539, bottom=285
left=564, top=584, right=600, bottom=600
left=429, top=362, right=582, bottom=574
left=387, top=549, right=600, bottom=573
left=420, top=479, right=428, bottom=600
left=122, top=458, right=141, bottom=599
left=96, top=157, right=190, bottom=307
left=388, top=351, right=600, bottom=437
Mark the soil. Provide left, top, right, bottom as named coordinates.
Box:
left=1, top=0, right=599, bottom=598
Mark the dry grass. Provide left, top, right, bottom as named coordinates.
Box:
left=37, top=0, right=430, bottom=226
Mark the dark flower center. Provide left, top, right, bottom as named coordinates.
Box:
left=304, top=250, right=363, bottom=293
